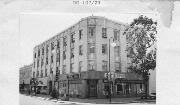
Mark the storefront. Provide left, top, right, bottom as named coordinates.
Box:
left=37, top=77, right=48, bottom=94
left=57, top=71, right=144, bottom=98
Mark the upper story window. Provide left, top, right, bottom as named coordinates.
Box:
left=70, top=63, right=74, bottom=73
left=115, top=62, right=121, bottom=72
left=51, top=42, right=54, bottom=50
left=41, top=70, right=43, bottom=78
left=41, top=58, right=44, bottom=67
left=102, top=28, right=107, bottom=38
left=89, top=44, right=95, bottom=53
left=57, top=40, right=60, bottom=49
left=79, top=45, right=83, bottom=55
left=102, top=44, right=107, bottom=54
left=114, top=30, right=119, bottom=41
left=51, top=55, right=53, bottom=63
left=79, top=30, right=83, bottom=40
left=71, top=32, right=75, bottom=43
left=46, top=45, right=49, bottom=54
left=56, top=52, right=60, bottom=62
left=37, top=59, right=39, bottom=68
left=46, top=57, right=48, bottom=65
left=63, top=51, right=66, bottom=60
left=71, top=48, right=74, bottom=58
left=38, top=49, right=40, bottom=57
left=63, top=36, right=67, bottom=46
left=88, top=27, right=95, bottom=38
left=33, top=71, right=35, bottom=78
left=45, top=69, right=47, bottom=77
left=102, top=60, right=108, bottom=71
left=62, top=65, right=66, bottom=74
left=88, top=60, right=95, bottom=70
left=34, top=62, right=36, bottom=68
left=34, top=53, right=36, bottom=58
left=114, top=46, right=120, bottom=57
left=79, top=61, right=83, bottom=72
left=42, top=47, right=44, bottom=55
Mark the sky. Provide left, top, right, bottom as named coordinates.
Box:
left=19, top=12, right=157, bottom=67
left=0, top=0, right=180, bottom=105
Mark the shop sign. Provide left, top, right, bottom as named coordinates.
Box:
left=115, top=73, right=125, bottom=79
left=68, top=74, right=80, bottom=80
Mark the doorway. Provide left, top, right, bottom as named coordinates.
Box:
left=87, top=79, right=98, bottom=97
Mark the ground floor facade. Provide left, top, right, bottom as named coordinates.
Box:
left=33, top=71, right=145, bottom=98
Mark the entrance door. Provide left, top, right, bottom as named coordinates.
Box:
left=49, top=81, right=52, bottom=94
left=88, top=80, right=97, bottom=97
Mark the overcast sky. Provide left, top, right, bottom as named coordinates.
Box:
left=19, top=13, right=157, bottom=67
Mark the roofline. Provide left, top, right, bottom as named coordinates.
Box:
left=34, top=16, right=130, bottom=49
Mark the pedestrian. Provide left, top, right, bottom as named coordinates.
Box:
left=28, top=88, right=31, bottom=95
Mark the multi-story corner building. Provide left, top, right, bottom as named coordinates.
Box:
left=32, top=16, right=145, bottom=98
left=19, top=64, right=33, bottom=91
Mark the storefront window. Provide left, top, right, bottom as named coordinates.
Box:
left=116, top=84, right=123, bottom=95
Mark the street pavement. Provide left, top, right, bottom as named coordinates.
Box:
left=19, top=94, right=156, bottom=105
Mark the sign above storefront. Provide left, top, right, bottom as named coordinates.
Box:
left=114, top=73, right=125, bottom=79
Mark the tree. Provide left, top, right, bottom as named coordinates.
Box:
left=124, top=15, right=157, bottom=98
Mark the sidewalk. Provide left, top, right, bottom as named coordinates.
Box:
left=21, top=93, right=156, bottom=104
left=69, top=97, right=156, bottom=104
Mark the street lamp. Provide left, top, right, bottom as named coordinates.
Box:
left=108, top=37, right=116, bottom=103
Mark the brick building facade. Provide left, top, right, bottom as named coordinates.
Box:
left=32, top=16, right=145, bottom=98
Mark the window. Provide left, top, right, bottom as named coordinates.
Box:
left=33, top=71, right=35, bottom=78
left=88, top=27, right=95, bottom=37
left=51, top=55, right=53, bottom=63
left=51, top=42, right=54, bottom=50
left=88, top=60, right=95, bottom=70
left=63, top=36, right=67, bottom=46
left=79, top=61, right=83, bottom=72
left=38, top=49, right=40, bottom=57
left=71, top=48, right=74, bottom=58
left=62, top=65, right=66, bottom=74
left=37, top=59, right=39, bottom=68
left=71, top=33, right=75, bottom=43
left=46, top=45, right=49, bottom=54
left=140, top=83, right=143, bottom=90
left=34, top=62, right=36, bottom=68
left=37, top=70, right=39, bottom=77
left=41, top=58, right=44, bottom=67
left=63, top=51, right=66, bottom=60
left=56, top=53, right=60, bottom=62
left=117, top=84, right=123, bottom=95
left=102, top=44, right=107, bottom=54
left=46, top=57, right=48, bottom=65
left=102, top=28, right=107, bottom=38
left=115, top=62, right=120, bottom=71
left=89, top=44, right=95, bottom=53
left=57, top=40, right=60, bottom=49
left=114, top=30, right=119, bottom=41
left=114, top=46, right=120, bottom=57
left=70, top=63, right=74, bottom=73
left=45, top=68, right=47, bottom=77
left=34, top=53, right=36, bottom=58
left=41, top=70, right=43, bottom=77
left=102, top=61, right=108, bottom=71
left=42, top=47, right=44, bottom=55
left=79, top=45, right=83, bottom=55
left=79, top=30, right=83, bottom=40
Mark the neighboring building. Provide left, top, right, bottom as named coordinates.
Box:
left=32, top=16, right=145, bottom=98
left=19, top=64, right=33, bottom=91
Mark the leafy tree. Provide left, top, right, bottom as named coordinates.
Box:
left=124, top=15, right=157, bottom=97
